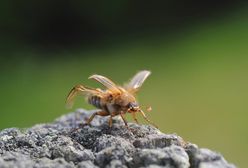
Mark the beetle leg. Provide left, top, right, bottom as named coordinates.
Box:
left=132, top=112, right=139, bottom=124
left=120, top=112, right=129, bottom=128
left=70, top=111, right=109, bottom=133
left=108, top=115, right=113, bottom=128
left=85, top=111, right=109, bottom=125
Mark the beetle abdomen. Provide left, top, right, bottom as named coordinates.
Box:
left=88, top=96, right=102, bottom=109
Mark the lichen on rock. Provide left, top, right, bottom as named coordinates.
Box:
left=0, top=109, right=236, bottom=168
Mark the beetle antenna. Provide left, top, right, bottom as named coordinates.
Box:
left=139, top=109, right=158, bottom=128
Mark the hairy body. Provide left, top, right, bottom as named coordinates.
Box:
left=66, top=70, right=157, bottom=128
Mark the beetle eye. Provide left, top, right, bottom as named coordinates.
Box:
left=128, top=102, right=139, bottom=109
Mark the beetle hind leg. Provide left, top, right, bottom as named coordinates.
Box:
left=70, top=111, right=109, bottom=133
left=85, top=111, right=109, bottom=126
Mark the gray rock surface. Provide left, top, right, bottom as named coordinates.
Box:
left=0, top=109, right=235, bottom=168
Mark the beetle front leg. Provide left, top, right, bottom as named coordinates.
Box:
left=139, top=110, right=158, bottom=128
left=132, top=112, right=139, bottom=124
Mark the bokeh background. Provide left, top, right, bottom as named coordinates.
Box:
left=0, top=0, right=247, bottom=167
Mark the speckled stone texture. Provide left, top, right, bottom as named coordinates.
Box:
left=0, top=109, right=235, bottom=168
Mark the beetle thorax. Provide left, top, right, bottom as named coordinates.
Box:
left=116, top=92, right=136, bottom=107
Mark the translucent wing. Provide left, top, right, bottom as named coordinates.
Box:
left=125, top=70, right=151, bottom=93
left=66, top=85, right=103, bottom=108
left=89, top=74, right=121, bottom=93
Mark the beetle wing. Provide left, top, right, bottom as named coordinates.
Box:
left=89, top=74, right=121, bottom=93
left=125, top=70, right=151, bottom=93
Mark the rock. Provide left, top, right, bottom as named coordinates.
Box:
left=0, top=109, right=236, bottom=168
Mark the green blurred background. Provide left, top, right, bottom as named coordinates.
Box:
left=0, top=1, right=247, bottom=167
